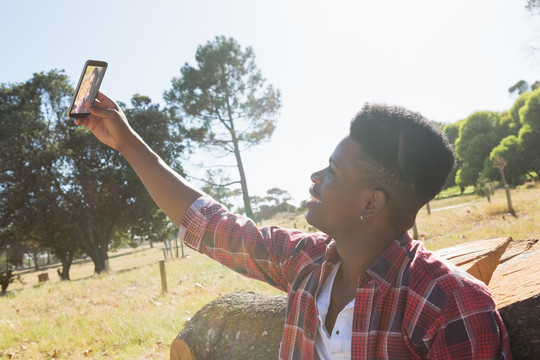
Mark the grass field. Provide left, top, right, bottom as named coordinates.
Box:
left=1, top=248, right=281, bottom=359
left=1, top=185, right=538, bottom=359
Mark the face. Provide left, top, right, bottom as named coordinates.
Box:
left=305, top=136, right=373, bottom=237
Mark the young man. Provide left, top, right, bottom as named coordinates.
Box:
left=78, top=93, right=511, bottom=359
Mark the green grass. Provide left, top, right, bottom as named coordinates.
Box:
left=1, top=185, right=539, bottom=358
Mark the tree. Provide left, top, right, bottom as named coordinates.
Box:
left=442, top=121, right=463, bottom=190
left=455, top=111, right=503, bottom=188
left=508, top=80, right=529, bottom=97
left=265, top=187, right=292, bottom=206
left=480, top=89, right=539, bottom=187
left=442, top=121, right=461, bottom=146
left=508, top=92, right=531, bottom=128
left=492, top=155, right=515, bottom=216
left=487, top=136, right=525, bottom=186
left=0, top=70, right=78, bottom=278
left=518, top=88, right=540, bottom=176
left=526, top=0, right=540, bottom=14
left=165, top=36, right=281, bottom=219
left=249, top=187, right=293, bottom=221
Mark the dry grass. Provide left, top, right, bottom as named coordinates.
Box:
left=1, top=185, right=539, bottom=358
left=416, top=185, right=540, bottom=250
left=8, top=247, right=167, bottom=291
left=0, top=248, right=280, bottom=359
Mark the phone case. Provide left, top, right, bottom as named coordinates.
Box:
left=68, top=60, right=108, bottom=118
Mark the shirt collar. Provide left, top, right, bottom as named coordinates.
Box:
left=322, top=233, right=412, bottom=293
left=324, top=239, right=340, bottom=263
left=366, top=232, right=412, bottom=293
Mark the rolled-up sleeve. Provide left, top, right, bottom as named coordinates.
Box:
left=179, top=196, right=228, bottom=251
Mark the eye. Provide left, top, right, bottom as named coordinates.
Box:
left=328, top=166, right=336, bottom=176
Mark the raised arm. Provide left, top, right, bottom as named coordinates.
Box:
left=75, top=91, right=204, bottom=226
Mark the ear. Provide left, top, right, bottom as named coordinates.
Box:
left=361, top=189, right=387, bottom=218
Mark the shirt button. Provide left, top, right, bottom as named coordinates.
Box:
left=307, top=333, right=312, bottom=339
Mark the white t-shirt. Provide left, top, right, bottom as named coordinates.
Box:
left=314, top=261, right=354, bottom=359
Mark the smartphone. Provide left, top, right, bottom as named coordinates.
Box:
left=68, top=60, right=108, bottom=118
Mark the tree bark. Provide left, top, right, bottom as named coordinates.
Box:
left=79, top=221, right=113, bottom=274
left=498, top=294, right=540, bottom=360
left=0, top=270, right=13, bottom=294
left=228, top=118, right=253, bottom=219
left=173, top=292, right=286, bottom=360
left=57, top=252, right=74, bottom=281
left=31, top=250, right=40, bottom=271
left=81, top=238, right=110, bottom=274
left=89, top=244, right=110, bottom=274
left=233, top=145, right=253, bottom=219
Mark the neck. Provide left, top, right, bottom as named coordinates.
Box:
left=333, top=225, right=402, bottom=285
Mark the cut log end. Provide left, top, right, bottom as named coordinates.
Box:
left=170, top=338, right=196, bottom=360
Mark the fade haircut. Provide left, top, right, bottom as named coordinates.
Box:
left=349, top=103, right=456, bottom=231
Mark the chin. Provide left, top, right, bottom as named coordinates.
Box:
left=305, top=208, right=316, bottom=226
left=305, top=211, right=325, bottom=233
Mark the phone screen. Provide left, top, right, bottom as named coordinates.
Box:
left=69, top=60, right=107, bottom=118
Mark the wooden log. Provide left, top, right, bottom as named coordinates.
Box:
left=172, top=292, right=286, bottom=360
left=435, top=237, right=512, bottom=285
left=498, top=294, right=540, bottom=360
left=453, top=239, right=540, bottom=359
left=488, top=240, right=540, bottom=307
left=499, top=239, right=538, bottom=264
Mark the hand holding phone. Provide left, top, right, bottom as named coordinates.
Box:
left=69, top=60, right=107, bottom=118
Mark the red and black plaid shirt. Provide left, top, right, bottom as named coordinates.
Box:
left=179, top=196, right=512, bottom=359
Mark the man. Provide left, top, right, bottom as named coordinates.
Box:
left=78, top=93, right=511, bottom=359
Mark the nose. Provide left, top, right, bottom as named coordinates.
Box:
left=310, top=167, right=326, bottom=184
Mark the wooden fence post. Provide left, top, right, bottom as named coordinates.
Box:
left=412, top=223, right=419, bottom=240
left=38, top=272, right=49, bottom=283
left=159, top=259, right=168, bottom=294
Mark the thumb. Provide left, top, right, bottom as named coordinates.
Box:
left=84, top=100, right=109, bottom=118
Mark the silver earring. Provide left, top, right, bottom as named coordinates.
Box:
left=360, top=214, right=367, bottom=221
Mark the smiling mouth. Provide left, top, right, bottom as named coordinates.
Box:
left=308, top=184, right=321, bottom=204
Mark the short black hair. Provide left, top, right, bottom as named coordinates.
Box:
left=350, top=103, right=455, bottom=230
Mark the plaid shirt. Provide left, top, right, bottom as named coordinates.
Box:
left=179, top=196, right=512, bottom=359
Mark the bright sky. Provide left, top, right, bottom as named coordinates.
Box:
left=1, top=0, right=539, bottom=207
